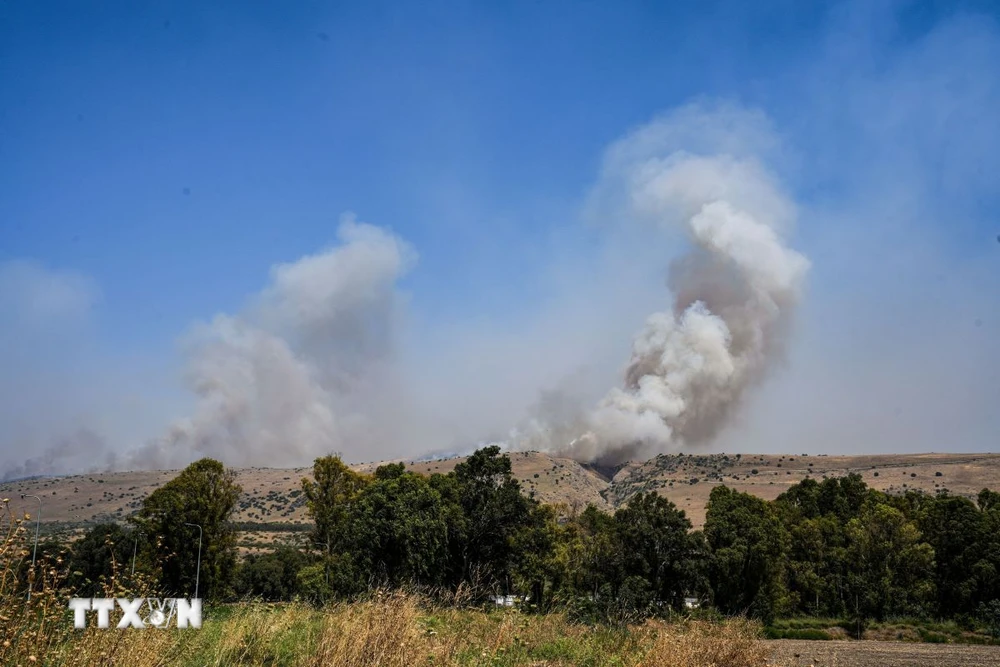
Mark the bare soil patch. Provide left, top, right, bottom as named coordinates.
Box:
left=768, top=639, right=1000, bottom=667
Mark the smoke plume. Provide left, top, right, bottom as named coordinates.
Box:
left=559, top=118, right=810, bottom=463
left=124, top=214, right=416, bottom=469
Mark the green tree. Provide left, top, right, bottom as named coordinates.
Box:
left=781, top=514, right=849, bottom=617
left=451, top=446, right=535, bottom=594
left=612, top=492, right=709, bottom=611
left=545, top=504, right=616, bottom=607
left=138, top=457, right=242, bottom=601
left=844, top=501, right=935, bottom=633
left=301, top=454, right=369, bottom=555
left=67, top=523, right=133, bottom=596
left=705, top=485, right=789, bottom=622
left=511, top=502, right=559, bottom=609
left=346, top=464, right=449, bottom=587
left=979, top=490, right=1000, bottom=604
left=917, top=493, right=990, bottom=616
left=235, top=546, right=311, bottom=601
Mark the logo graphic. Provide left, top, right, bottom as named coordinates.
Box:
left=68, top=598, right=202, bottom=629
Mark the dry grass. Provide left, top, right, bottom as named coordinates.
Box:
left=310, top=591, right=424, bottom=666
left=638, top=618, right=769, bottom=667
left=0, top=499, right=174, bottom=666
left=1, top=499, right=771, bottom=666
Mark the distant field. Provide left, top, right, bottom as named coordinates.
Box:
left=3, top=451, right=999, bottom=531
left=768, top=639, right=1000, bottom=667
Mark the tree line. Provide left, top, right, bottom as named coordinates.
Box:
left=33, top=448, right=1000, bottom=634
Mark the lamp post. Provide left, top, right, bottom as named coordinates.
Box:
left=131, top=530, right=145, bottom=577
left=21, top=494, right=41, bottom=601
left=184, top=522, right=202, bottom=599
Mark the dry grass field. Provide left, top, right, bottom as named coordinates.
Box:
left=2, top=451, right=999, bottom=532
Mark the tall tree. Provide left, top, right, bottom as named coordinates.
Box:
left=917, top=493, right=989, bottom=616
left=301, top=454, right=370, bottom=555
left=138, top=457, right=242, bottom=601
left=844, top=501, right=935, bottom=632
left=612, top=492, right=709, bottom=611
left=346, top=464, right=449, bottom=587
left=705, top=485, right=789, bottom=622
left=452, top=446, right=535, bottom=593
left=511, top=502, right=559, bottom=609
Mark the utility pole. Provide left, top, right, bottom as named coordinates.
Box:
left=21, top=494, right=41, bottom=601
left=184, top=522, right=202, bottom=599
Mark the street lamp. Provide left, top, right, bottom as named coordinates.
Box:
left=131, top=530, right=145, bottom=577
left=21, top=494, right=41, bottom=601
left=184, top=522, right=202, bottom=599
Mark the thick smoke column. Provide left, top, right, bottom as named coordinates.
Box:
left=126, top=214, right=416, bottom=469
left=565, top=129, right=810, bottom=463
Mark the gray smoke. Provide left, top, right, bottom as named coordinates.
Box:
left=125, top=214, right=416, bottom=469
left=1, top=428, right=113, bottom=481
left=559, top=119, right=810, bottom=463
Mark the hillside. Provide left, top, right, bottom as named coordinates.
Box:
left=3, top=451, right=999, bottom=533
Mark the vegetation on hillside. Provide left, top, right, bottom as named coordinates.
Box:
left=3, top=447, right=1000, bottom=664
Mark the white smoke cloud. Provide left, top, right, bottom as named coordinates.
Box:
left=124, top=213, right=416, bottom=469
left=547, top=106, right=810, bottom=463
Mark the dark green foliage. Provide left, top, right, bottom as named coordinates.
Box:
left=235, top=546, right=311, bottom=601
left=452, top=446, right=536, bottom=592
left=111, top=446, right=1000, bottom=632
left=301, top=454, right=369, bottom=555
left=917, top=494, right=992, bottom=616
left=705, top=486, right=789, bottom=623
left=978, top=600, right=1000, bottom=638
left=511, top=503, right=559, bottom=609
left=611, top=492, right=708, bottom=611
left=843, top=501, right=935, bottom=629
left=763, top=628, right=833, bottom=640
left=346, top=467, right=449, bottom=587
left=66, top=523, right=134, bottom=596
left=137, top=457, right=242, bottom=601
left=300, top=447, right=541, bottom=600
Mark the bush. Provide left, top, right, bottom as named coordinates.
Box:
left=978, top=600, right=1000, bottom=638
left=235, top=546, right=311, bottom=601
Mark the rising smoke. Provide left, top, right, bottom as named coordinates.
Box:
left=123, top=214, right=416, bottom=469
left=551, top=113, right=811, bottom=464
left=2, top=106, right=811, bottom=476
left=129, top=106, right=810, bottom=469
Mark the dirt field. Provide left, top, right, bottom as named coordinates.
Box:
left=768, top=639, right=1000, bottom=666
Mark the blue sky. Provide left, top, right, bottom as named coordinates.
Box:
left=1, top=0, right=998, bottom=473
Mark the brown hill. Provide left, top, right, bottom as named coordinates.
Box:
left=2, top=451, right=998, bottom=534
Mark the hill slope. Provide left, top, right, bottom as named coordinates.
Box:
left=2, top=451, right=998, bottom=531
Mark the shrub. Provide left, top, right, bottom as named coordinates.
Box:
left=235, top=546, right=311, bottom=601
left=979, top=600, right=1000, bottom=638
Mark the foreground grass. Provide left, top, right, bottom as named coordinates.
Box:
left=2, top=593, right=770, bottom=667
